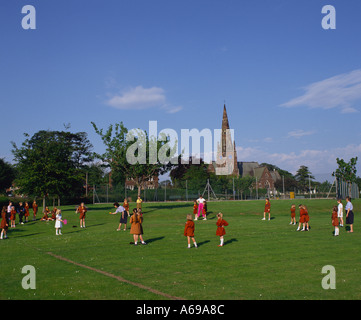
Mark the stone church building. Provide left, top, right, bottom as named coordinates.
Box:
left=208, top=104, right=281, bottom=190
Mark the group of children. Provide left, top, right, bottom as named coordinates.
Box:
left=260, top=197, right=354, bottom=236
left=1, top=195, right=356, bottom=242
left=193, top=195, right=208, bottom=220
left=0, top=201, right=37, bottom=239
left=288, top=197, right=354, bottom=236
left=185, top=195, right=228, bottom=248
left=184, top=212, right=229, bottom=249
left=0, top=200, right=90, bottom=239
left=110, top=197, right=147, bottom=245
left=108, top=195, right=228, bottom=248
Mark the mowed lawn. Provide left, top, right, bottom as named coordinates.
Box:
left=1, top=198, right=361, bottom=300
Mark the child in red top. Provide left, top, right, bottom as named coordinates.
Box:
left=0, top=206, right=8, bottom=240
left=332, top=205, right=339, bottom=236
left=10, top=206, right=16, bottom=228
left=202, top=200, right=207, bottom=220
left=24, top=202, right=30, bottom=223
left=262, top=198, right=271, bottom=220
left=76, top=202, right=87, bottom=228
left=184, top=214, right=197, bottom=249
left=296, top=204, right=304, bottom=231
left=193, top=200, right=198, bottom=220
left=290, top=204, right=296, bottom=225
left=216, top=212, right=229, bottom=247
left=303, top=205, right=310, bottom=231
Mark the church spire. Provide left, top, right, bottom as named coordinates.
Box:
left=222, top=104, right=230, bottom=130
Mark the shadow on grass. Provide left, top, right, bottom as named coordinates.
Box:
left=196, top=240, right=210, bottom=247
left=224, top=238, right=238, bottom=245
left=145, top=236, right=165, bottom=244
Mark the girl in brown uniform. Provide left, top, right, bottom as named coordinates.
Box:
left=32, top=201, right=38, bottom=221
left=0, top=206, right=9, bottom=240
left=10, top=206, right=16, bottom=228
left=76, top=202, right=87, bottom=228
left=184, top=214, right=197, bottom=249
left=130, top=209, right=146, bottom=245
left=332, top=205, right=339, bottom=236
left=24, top=202, right=30, bottom=223
left=216, top=213, right=229, bottom=247
left=290, top=204, right=296, bottom=225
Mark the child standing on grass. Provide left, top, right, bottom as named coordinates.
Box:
left=290, top=204, right=296, bottom=225
left=184, top=214, right=197, bottom=249
left=10, top=206, right=16, bottom=228
left=297, top=205, right=309, bottom=231
left=216, top=212, right=229, bottom=247
left=136, top=196, right=143, bottom=210
left=303, top=205, right=310, bottom=231
left=130, top=210, right=146, bottom=245
left=345, top=196, right=354, bottom=233
left=123, top=198, right=129, bottom=216
left=24, top=202, right=30, bottom=223
left=111, top=202, right=127, bottom=231
left=0, top=206, right=8, bottom=240
left=332, top=206, right=339, bottom=236
left=55, top=209, right=63, bottom=236
left=32, top=200, right=38, bottom=221
left=76, top=202, right=87, bottom=228
left=196, top=195, right=205, bottom=220
left=296, top=204, right=304, bottom=231
left=193, top=200, right=198, bottom=220
left=202, top=200, right=207, bottom=220
left=337, top=199, right=344, bottom=227
left=262, top=198, right=271, bottom=220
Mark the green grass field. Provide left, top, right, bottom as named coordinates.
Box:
left=1, top=199, right=361, bottom=300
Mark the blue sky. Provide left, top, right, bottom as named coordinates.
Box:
left=1, top=0, right=361, bottom=181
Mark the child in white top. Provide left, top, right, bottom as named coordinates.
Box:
left=55, top=209, right=63, bottom=235
left=337, top=199, right=344, bottom=227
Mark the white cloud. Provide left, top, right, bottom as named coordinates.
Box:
left=281, top=69, right=361, bottom=113
left=107, top=86, right=166, bottom=110
left=236, top=144, right=361, bottom=177
left=287, top=129, right=315, bottom=139
left=106, top=85, right=182, bottom=113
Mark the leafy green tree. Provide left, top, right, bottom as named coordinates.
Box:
left=11, top=130, right=93, bottom=207
left=92, top=122, right=176, bottom=197
left=332, top=157, right=358, bottom=197
left=0, top=158, right=16, bottom=194
left=169, top=156, right=210, bottom=191
left=295, top=165, right=315, bottom=192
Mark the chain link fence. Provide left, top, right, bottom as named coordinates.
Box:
left=91, top=176, right=360, bottom=204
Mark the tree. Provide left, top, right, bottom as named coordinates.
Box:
left=234, top=176, right=256, bottom=199
left=274, top=176, right=298, bottom=192
left=169, top=156, right=210, bottom=191
left=295, top=165, right=315, bottom=192
left=332, top=157, right=358, bottom=197
left=92, top=122, right=176, bottom=197
left=0, top=158, right=16, bottom=194
left=11, top=130, right=93, bottom=207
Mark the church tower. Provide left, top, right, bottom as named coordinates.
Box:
left=213, top=104, right=239, bottom=176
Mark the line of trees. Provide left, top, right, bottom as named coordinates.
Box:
left=1, top=123, right=359, bottom=203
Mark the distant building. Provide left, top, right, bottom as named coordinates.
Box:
left=208, top=104, right=240, bottom=176
left=125, top=175, right=159, bottom=190
left=209, top=105, right=281, bottom=189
